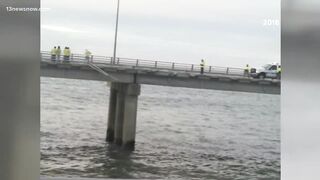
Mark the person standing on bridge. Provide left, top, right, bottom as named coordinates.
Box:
left=200, top=59, right=205, bottom=74
left=63, top=47, right=71, bottom=61
left=50, top=46, right=57, bottom=61
left=85, top=49, right=92, bottom=62
left=277, top=65, right=281, bottom=79
left=56, top=46, right=61, bottom=61
left=244, top=64, right=251, bottom=77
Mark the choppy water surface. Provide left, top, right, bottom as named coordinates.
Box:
left=41, top=77, right=280, bottom=179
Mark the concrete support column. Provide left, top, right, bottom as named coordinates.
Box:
left=113, top=83, right=127, bottom=145
left=122, top=84, right=141, bottom=150
left=106, top=83, right=117, bottom=142
left=106, top=82, right=141, bottom=150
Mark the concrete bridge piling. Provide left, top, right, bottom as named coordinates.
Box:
left=106, top=82, right=141, bottom=150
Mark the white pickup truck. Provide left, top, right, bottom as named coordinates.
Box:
left=251, top=64, right=281, bottom=79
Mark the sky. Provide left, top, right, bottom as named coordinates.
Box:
left=41, top=0, right=280, bottom=68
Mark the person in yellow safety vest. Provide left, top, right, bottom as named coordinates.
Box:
left=277, top=65, right=281, bottom=79
left=63, top=47, right=71, bottom=61
left=85, top=49, right=92, bottom=62
left=200, top=59, right=205, bottom=74
left=56, top=46, right=61, bottom=61
left=244, top=64, right=250, bottom=77
left=51, top=46, right=57, bottom=61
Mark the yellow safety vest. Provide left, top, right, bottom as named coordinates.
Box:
left=64, top=49, right=71, bottom=56
left=56, top=49, right=61, bottom=55
left=85, top=50, right=91, bottom=57
left=51, top=49, right=56, bottom=55
left=277, top=67, right=281, bottom=73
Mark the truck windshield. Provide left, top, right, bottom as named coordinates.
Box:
left=263, top=64, right=272, bottom=70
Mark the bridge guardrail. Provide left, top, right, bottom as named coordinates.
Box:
left=41, top=51, right=247, bottom=77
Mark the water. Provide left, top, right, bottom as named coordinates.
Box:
left=41, top=77, right=280, bottom=179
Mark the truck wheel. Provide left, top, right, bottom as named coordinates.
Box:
left=258, top=73, right=265, bottom=79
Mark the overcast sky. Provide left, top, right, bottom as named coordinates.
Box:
left=41, top=0, right=280, bottom=68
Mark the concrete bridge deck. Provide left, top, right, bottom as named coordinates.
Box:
left=41, top=52, right=280, bottom=95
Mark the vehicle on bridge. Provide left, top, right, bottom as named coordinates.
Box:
left=251, top=63, right=281, bottom=79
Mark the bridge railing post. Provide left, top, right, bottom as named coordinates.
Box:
left=172, top=63, right=175, bottom=70
left=117, top=58, right=120, bottom=64
left=71, top=54, right=73, bottom=61
left=136, top=59, right=139, bottom=67
left=90, top=55, right=93, bottom=63
left=155, top=61, right=158, bottom=68
left=110, top=57, right=113, bottom=64
left=209, top=66, right=212, bottom=73
left=191, top=64, right=194, bottom=71
left=226, top=68, right=229, bottom=74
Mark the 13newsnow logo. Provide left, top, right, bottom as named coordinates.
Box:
left=6, top=6, right=42, bottom=12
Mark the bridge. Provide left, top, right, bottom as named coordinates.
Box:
left=41, top=51, right=280, bottom=150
